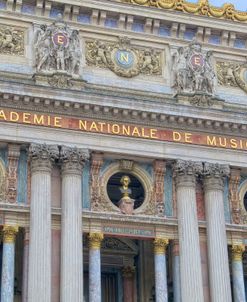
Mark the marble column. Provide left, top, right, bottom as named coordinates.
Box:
left=1, top=225, right=18, bottom=302
left=174, top=160, right=204, bottom=302
left=203, top=163, right=231, bottom=302
left=22, top=228, right=29, bottom=302
left=89, top=232, right=104, bottom=302
left=153, top=238, right=169, bottom=302
left=231, top=244, right=246, bottom=302
left=60, top=146, right=88, bottom=302
left=122, top=266, right=135, bottom=302
left=27, top=144, right=59, bottom=302
left=172, top=240, right=181, bottom=302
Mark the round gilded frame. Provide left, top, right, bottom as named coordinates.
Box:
left=102, top=162, right=153, bottom=214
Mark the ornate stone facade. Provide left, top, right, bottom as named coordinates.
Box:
left=0, top=26, right=24, bottom=55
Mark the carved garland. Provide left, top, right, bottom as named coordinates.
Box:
left=122, top=0, right=247, bottom=22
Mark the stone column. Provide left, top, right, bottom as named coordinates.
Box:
left=172, top=240, right=181, bottom=302
left=22, top=228, right=29, bottom=302
left=122, top=266, right=135, bottom=302
left=231, top=244, right=246, bottom=302
left=27, top=144, right=59, bottom=302
left=1, top=225, right=18, bottom=302
left=153, top=238, right=169, bottom=302
left=174, top=160, right=204, bottom=302
left=203, top=163, right=231, bottom=302
left=60, top=146, right=89, bottom=302
left=89, top=232, right=104, bottom=302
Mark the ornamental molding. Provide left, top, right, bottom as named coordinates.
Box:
left=122, top=0, right=247, bottom=22
left=0, top=25, right=24, bottom=56
left=86, top=37, right=162, bottom=78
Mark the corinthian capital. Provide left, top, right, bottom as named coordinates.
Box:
left=60, top=146, right=89, bottom=175
left=29, top=143, right=59, bottom=172
left=174, top=160, right=203, bottom=176
left=203, top=163, right=230, bottom=178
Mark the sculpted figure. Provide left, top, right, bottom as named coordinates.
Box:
left=172, top=41, right=216, bottom=95
left=118, top=175, right=135, bottom=215
left=0, top=29, right=15, bottom=51
left=34, top=17, right=82, bottom=76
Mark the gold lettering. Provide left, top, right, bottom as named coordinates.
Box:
left=57, top=35, right=64, bottom=44
left=132, top=127, right=141, bottom=137
left=10, top=111, right=19, bottom=122
left=112, top=124, right=120, bottom=134
left=240, top=140, right=243, bottom=149
left=120, top=53, right=129, bottom=63
left=47, top=116, right=51, bottom=126
left=90, top=122, right=99, bottom=132
left=79, top=120, right=87, bottom=131
left=54, top=117, right=62, bottom=128
left=150, top=129, right=158, bottom=139
left=219, top=137, right=227, bottom=147
left=173, top=132, right=181, bottom=141
left=98, top=122, right=106, bottom=132
left=230, top=139, right=237, bottom=149
left=33, top=114, right=44, bottom=125
left=122, top=125, right=130, bottom=136
left=194, top=57, right=201, bottom=66
left=23, top=113, right=31, bottom=124
left=185, top=133, right=192, bottom=143
left=141, top=128, right=150, bottom=138
left=207, top=136, right=216, bottom=146
left=0, top=110, right=6, bottom=120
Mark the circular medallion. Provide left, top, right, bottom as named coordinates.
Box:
left=190, top=54, right=205, bottom=71
left=115, top=50, right=135, bottom=69
left=52, top=32, right=69, bottom=47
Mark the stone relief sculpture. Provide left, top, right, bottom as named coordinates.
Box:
left=172, top=41, right=216, bottom=95
left=86, top=37, right=162, bottom=78
left=118, top=175, right=135, bottom=215
left=0, top=26, right=24, bottom=55
left=217, top=60, right=247, bottom=94
left=34, top=15, right=83, bottom=88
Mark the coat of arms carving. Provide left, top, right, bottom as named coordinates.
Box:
left=86, top=37, right=162, bottom=78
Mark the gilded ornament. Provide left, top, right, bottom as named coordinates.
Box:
left=3, top=225, right=18, bottom=243
left=86, top=37, right=162, bottom=78
left=232, top=244, right=245, bottom=261
left=88, top=232, right=104, bottom=249
left=153, top=238, right=169, bottom=254
left=122, top=0, right=247, bottom=22
left=0, top=26, right=24, bottom=55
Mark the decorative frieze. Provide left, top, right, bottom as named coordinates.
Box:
left=86, top=37, right=162, bottom=78
left=6, top=144, right=20, bottom=203
left=0, top=26, right=24, bottom=56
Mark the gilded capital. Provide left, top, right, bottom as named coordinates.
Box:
left=122, top=266, right=135, bottom=278
left=61, top=146, right=89, bottom=175
left=154, top=238, right=169, bottom=255
left=3, top=225, right=18, bottom=244
left=232, top=244, right=245, bottom=261
left=29, top=143, right=59, bottom=172
left=88, top=232, right=104, bottom=250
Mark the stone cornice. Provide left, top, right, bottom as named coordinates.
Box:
left=0, top=79, right=247, bottom=138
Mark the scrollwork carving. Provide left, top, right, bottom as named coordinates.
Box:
left=229, top=169, right=241, bottom=224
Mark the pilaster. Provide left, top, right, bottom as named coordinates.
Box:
left=6, top=144, right=20, bottom=203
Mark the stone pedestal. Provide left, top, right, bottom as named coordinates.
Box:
left=154, top=238, right=169, bottom=302
left=89, top=233, right=104, bottom=302
left=60, top=146, right=88, bottom=302
left=1, top=226, right=18, bottom=302
left=203, top=163, right=231, bottom=302
left=174, top=160, right=204, bottom=302
left=231, top=244, right=246, bottom=302
left=22, top=228, right=29, bottom=302
left=122, top=266, right=135, bottom=302
left=27, top=144, right=59, bottom=302
left=172, top=240, right=181, bottom=302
